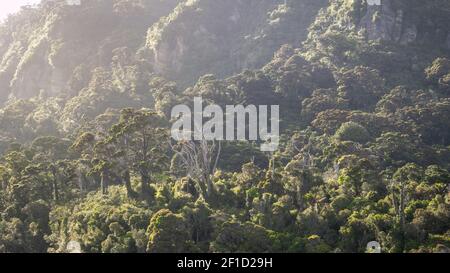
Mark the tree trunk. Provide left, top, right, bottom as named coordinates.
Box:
left=1, top=176, right=8, bottom=191
left=296, top=184, right=303, bottom=209
left=205, top=175, right=214, bottom=199
left=51, top=167, right=60, bottom=202
left=53, top=178, right=59, bottom=202
left=101, top=170, right=108, bottom=195
left=123, top=170, right=138, bottom=199
left=140, top=169, right=153, bottom=201
left=78, top=172, right=87, bottom=192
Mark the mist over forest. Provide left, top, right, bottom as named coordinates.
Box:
left=0, top=0, right=449, bottom=253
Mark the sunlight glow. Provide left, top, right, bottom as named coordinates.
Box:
left=0, top=0, right=41, bottom=21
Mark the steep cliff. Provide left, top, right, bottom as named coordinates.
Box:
left=0, top=0, right=450, bottom=255
left=0, top=0, right=449, bottom=134
left=358, top=0, right=450, bottom=45
left=144, top=0, right=328, bottom=86
left=302, top=0, right=450, bottom=86
left=0, top=0, right=180, bottom=103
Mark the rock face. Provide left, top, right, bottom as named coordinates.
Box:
left=358, top=0, right=449, bottom=45
left=0, top=0, right=180, bottom=103
left=359, top=1, right=397, bottom=41
left=302, top=0, right=450, bottom=87
left=145, top=0, right=327, bottom=86
left=0, top=0, right=448, bottom=104
left=359, top=0, right=417, bottom=44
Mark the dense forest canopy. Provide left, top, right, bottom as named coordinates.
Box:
left=0, top=0, right=449, bottom=253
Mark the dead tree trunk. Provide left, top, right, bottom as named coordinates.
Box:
left=171, top=139, right=221, bottom=200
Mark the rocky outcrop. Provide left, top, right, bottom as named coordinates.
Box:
left=145, top=0, right=327, bottom=87
left=0, top=0, right=180, bottom=103
left=359, top=0, right=418, bottom=44
left=302, top=0, right=450, bottom=88
left=358, top=0, right=449, bottom=46
left=359, top=1, right=397, bottom=41
left=1, top=0, right=448, bottom=105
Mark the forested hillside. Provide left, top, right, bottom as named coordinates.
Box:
left=0, top=0, right=449, bottom=253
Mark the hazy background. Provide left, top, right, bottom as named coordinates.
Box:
left=0, top=0, right=448, bottom=254
left=0, top=0, right=41, bottom=21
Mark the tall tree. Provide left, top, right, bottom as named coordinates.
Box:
left=110, top=108, right=170, bottom=201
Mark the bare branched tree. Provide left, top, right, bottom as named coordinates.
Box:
left=171, top=138, right=221, bottom=199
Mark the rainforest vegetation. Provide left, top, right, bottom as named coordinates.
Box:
left=0, top=0, right=449, bottom=253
